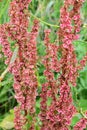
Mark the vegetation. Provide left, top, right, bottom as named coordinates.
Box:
left=0, top=0, right=87, bottom=129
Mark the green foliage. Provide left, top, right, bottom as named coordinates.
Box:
left=71, top=113, right=82, bottom=127
left=0, top=109, right=14, bottom=130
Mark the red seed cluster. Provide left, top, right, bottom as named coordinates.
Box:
left=0, top=0, right=39, bottom=130
left=0, top=0, right=86, bottom=130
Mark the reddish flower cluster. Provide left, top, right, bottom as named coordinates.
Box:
left=74, top=118, right=87, bottom=130
left=40, top=0, right=85, bottom=130
left=0, top=24, right=12, bottom=64
left=0, top=0, right=39, bottom=130
left=0, top=0, right=87, bottom=130
left=40, top=30, right=59, bottom=130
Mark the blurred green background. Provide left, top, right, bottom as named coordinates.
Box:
left=0, top=0, right=87, bottom=129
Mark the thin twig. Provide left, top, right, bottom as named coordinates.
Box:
left=30, top=12, right=59, bottom=28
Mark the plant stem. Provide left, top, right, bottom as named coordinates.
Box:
left=30, top=12, right=59, bottom=28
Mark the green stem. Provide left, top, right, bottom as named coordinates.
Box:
left=79, top=108, right=87, bottom=119
left=30, top=12, right=59, bottom=28
left=0, top=45, right=19, bottom=83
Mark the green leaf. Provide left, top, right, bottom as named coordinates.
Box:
left=0, top=109, right=14, bottom=130
left=71, top=113, right=82, bottom=126
left=9, top=46, right=19, bottom=64
left=79, top=99, right=87, bottom=111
